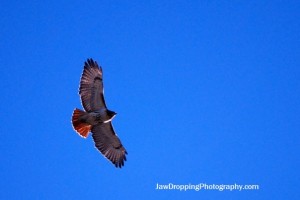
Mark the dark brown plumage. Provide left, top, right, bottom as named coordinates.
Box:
left=71, top=58, right=127, bottom=168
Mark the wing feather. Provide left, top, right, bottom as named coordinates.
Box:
left=79, top=58, right=106, bottom=112
left=91, top=123, right=127, bottom=168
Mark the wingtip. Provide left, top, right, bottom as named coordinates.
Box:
left=115, top=161, right=125, bottom=168
left=83, top=58, right=102, bottom=73
left=114, top=151, right=128, bottom=168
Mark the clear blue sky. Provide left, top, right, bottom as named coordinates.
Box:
left=0, top=0, right=299, bottom=199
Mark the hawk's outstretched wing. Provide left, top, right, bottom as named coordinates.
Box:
left=91, top=123, right=127, bottom=168
left=79, top=59, right=107, bottom=112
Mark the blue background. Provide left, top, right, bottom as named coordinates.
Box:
left=0, top=0, right=299, bottom=199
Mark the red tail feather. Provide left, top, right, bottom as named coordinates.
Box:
left=72, top=108, right=91, bottom=138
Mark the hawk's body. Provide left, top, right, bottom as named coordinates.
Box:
left=71, top=59, right=127, bottom=168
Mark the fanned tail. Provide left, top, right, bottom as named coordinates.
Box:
left=71, top=108, right=91, bottom=138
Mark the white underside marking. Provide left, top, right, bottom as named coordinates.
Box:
left=103, top=119, right=112, bottom=123
left=103, top=115, right=116, bottom=123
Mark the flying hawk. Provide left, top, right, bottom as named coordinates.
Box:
left=71, top=58, right=127, bottom=168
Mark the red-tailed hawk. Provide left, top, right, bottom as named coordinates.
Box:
left=71, top=58, right=127, bottom=168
